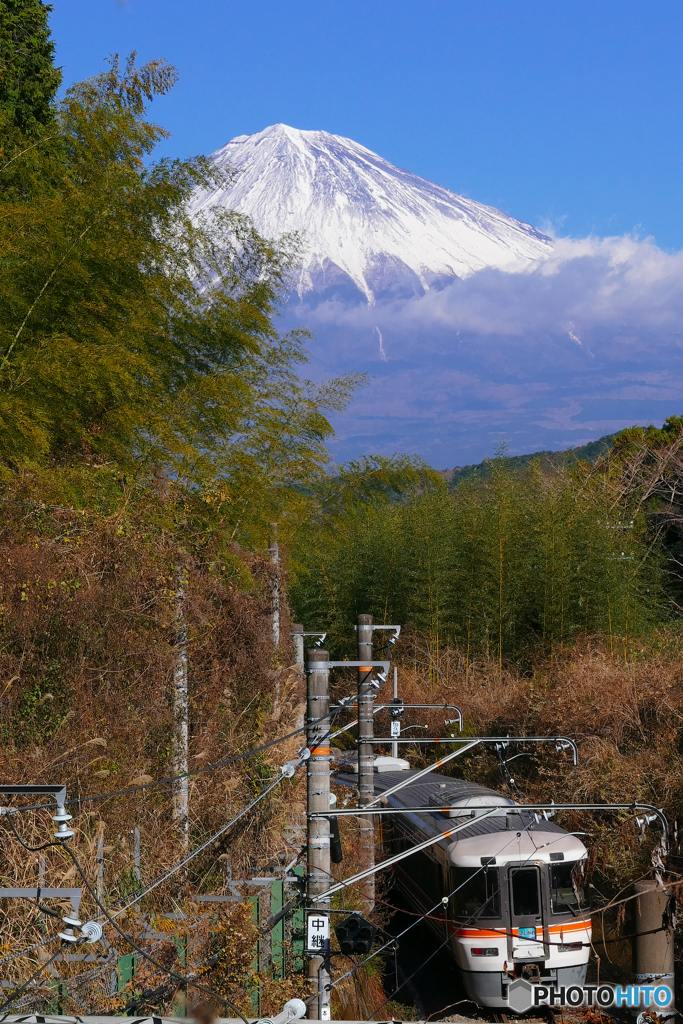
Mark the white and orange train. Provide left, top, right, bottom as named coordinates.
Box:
left=372, top=767, right=591, bottom=1010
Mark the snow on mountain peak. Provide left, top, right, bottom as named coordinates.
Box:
left=190, top=123, right=553, bottom=303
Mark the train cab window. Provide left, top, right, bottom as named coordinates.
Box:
left=452, top=866, right=500, bottom=920
left=510, top=868, right=540, bottom=917
left=550, top=862, right=586, bottom=915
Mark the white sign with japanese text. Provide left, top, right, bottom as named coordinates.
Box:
left=306, top=913, right=329, bottom=952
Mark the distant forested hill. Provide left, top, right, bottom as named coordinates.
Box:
left=444, top=434, right=615, bottom=487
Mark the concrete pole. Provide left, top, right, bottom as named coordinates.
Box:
left=306, top=649, right=331, bottom=1021
left=291, top=624, right=304, bottom=669
left=269, top=523, right=280, bottom=648
left=357, top=614, right=375, bottom=913
left=632, top=880, right=675, bottom=1015
left=173, top=566, right=189, bottom=852
left=392, top=667, right=399, bottom=759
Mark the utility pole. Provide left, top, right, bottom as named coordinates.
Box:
left=357, top=614, right=375, bottom=913
left=173, top=566, right=189, bottom=852
left=633, top=880, right=675, bottom=1015
left=306, top=649, right=331, bottom=1020
left=392, top=667, right=398, bottom=759
left=269, top=523, right=280, bottom=648
left=291, top=624, right=304, bottom=668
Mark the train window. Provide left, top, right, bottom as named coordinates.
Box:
left=413, top=851, right=442, bottom=902
left=510, top=868, right=540, bottom=917
left=452, top=866, right=501, bottom=920
left=550, top=862, right=586, bottom=915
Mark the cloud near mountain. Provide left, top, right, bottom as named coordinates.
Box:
left=306, top=235, right=683, bottom=346
left=291, top=234, right=683, bottom=464
left=194, top=125, right=683, bottom=466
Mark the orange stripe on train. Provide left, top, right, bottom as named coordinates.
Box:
left=450, top=924, right=591, bottom=938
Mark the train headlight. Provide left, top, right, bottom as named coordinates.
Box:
left=557, top=942, right=582, bottom=951
left=471, top=947, right=498, bottom=956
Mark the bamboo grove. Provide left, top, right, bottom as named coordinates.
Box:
left=290, top=448, right=675, bottom=666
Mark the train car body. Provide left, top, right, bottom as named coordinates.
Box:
left=345, top=766, right=592, bottom=1010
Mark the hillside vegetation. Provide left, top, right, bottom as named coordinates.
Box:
left=444, top=433, right=616, bottom=487
left=0, top=15, right=356, bottom=1016
left=3, top=5, right=683, bottom=1019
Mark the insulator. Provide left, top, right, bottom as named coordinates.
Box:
left=80, top=920, right=103, bottom=944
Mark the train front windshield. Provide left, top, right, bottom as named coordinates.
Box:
left=510, top=867, right=540, bottom=917
left=452, top=866, right=501, bottom=919
left=550, top=862, right=586, bottom=914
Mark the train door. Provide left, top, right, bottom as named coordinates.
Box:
left=508, top=866, right=546, bottom=961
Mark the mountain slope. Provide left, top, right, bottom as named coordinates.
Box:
left=190, top=123, right=553, bottom=303
left=444, top=434, right=616, bottom=487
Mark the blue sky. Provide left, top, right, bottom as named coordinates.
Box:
left=52, top=0, right=683, bottom=249
left=49, top=1, right=683, bottom=465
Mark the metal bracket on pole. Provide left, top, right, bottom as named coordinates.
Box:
left=353, top=625, right=401, bottom=633
left=310, top=802, right=670, bottom=904
left=308, top=660, right=391, bottom=673
left=364, top=735, right=579, bottom=763
left=330, top=702, right=463, bottom=729
left=358, top=736, right=579, bottom=809
left=310, top=802, right=668, bottom=844
left=0, top=784, right=73, bottom=839
left=294, top=631, right=327, bottom=646
left=354, top=734, right=578, bottom=761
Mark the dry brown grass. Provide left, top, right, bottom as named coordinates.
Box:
left=0, top=490, right=311, bottom=1013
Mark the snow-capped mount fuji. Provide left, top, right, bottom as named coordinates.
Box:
left=190, top=124, right=553, bottom=304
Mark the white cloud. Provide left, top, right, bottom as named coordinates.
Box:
left=288, top=234, right=683, bottom=464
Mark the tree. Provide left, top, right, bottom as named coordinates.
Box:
left=0, top=55, right=363, bottom=546
left=0, top=0, right=61, bottom=135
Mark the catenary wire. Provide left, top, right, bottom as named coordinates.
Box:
left=1, top=764, right=311, bottom=1020
left=357, top=817, right=542, bottom=1020
left=365, top=931, right=452, bottom=1021
left=3, top=814, right=250, bottom=1024
left=3, top=705, right=346, bottom=815
left=0, top=946, right=62, bottom=1015
left=0, top=934, right=58, bottom=966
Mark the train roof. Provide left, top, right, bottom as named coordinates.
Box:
left=335, top=768, right=588, bottom=867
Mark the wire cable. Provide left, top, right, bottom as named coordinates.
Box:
left=0, top=935, right=57, bottom=967
left=2, top=772, right=294, bottom=1023
left=4, top=816, right=249, bottom=1024
left=0, top=946, right=62, bottom=1014
left=2, top=715, right=325, bottom=814
left=365, top=931, right=452, bottom=1021
left=107, top=774, right=285, bottom=919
